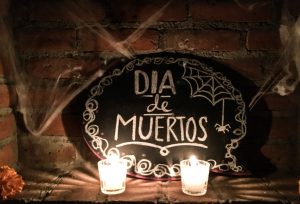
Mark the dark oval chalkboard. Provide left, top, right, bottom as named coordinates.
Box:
left=81, top=52, right=248, bottom=179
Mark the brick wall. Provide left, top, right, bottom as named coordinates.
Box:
left=1, top=0, right=299, bottom=173
left=0, top=0, right=18, bottom=168
left=0, top=62, right=18, bottom=168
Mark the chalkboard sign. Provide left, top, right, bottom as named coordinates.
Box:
left=81, top=52, right=247, bottom=179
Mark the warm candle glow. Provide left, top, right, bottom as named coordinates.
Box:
left=108, top=153, right=119, bottom=164
left=180, top=156, right=210, bottom=196
left=98, top=154, right=127, bottom=195
left=189, top=155, right=198, bottom=166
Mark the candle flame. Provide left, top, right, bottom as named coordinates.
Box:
left=189, top=155, right=199, bottom=166
left=107, top=153, right=119, bottom=164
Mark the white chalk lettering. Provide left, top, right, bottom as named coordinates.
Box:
left=146, top=94, right=172, bottom=113
left=138, top=116, right=153, bottom=140
left=185, top=117, right=197, bottom=142
left=151, top=71, right=158, bottom=94
left=198, top=116, right=208, bottom=141
left=134, top=70, right=149, bottom=95
left=166, top=117, right=178, bottom=142
left=134, top=70, right=176, bottom=95
left=159, top=70, right=176, bottom=95
left=177, top=116, right=185, bottom=141
left=114, top=114, right=208, bottom=144
left=154, top=116, right=164, bottom=142
left=114, top=114, right=136, bottom=141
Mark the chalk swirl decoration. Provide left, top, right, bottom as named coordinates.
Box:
left=83, top=56, right=247, bottom=178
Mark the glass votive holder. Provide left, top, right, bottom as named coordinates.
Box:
left=98, top=158, right=127, bottom=195
left=180, top=157, right=210, bottom=196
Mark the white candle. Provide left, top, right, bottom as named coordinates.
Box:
left=180, top=156, right=210, bottom=196
left=98, top=154, right=127, bottom=195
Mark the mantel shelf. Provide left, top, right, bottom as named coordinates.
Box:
left=4, top=165, right=300, bottom=203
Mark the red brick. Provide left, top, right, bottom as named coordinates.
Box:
left=13, top=89, right=80, bottom=135
left=0, top=60, right=3, bottom=76
left=0, top=84, right=10, bottom=107
left=219, top=58, right=264, bottom=81
left=191, top=0, right=272, bottom=22
left=0, top=114, right=16, bottom=140
left=137, top=0, right=187, bottom=22
left=25, top=58, right=104, bottom=79
left=29, top=0, right=106, bottom=22
left=246, top=31, right=281, bottom=50
left=42, top=115, right=66, bottom=136
left=108, top=0, right=187, bottom=22
left=17, top=88, right=48, bottom=110
left=17, top=29, right=76, bottom=53
left=15, top=87, right=76, bottom=113
left=81, top=29, right=159, bottom=52
left=0, top=59, right=12, bottom=80
left=0, top=140, right=18, bottom=167
left=20, top=101, right=84, bottom=137
left=20, top=138, right=76, bottom=165
left=42, top=113, right=84, bottom=137
left=164, top=30, right=240, bottom=51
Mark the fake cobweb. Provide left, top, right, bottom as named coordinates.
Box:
left=0, top=0, right=299, bottom=136
left=249, top=7, right=300, bottom=109
left=182, top=65, right=234, bottom=106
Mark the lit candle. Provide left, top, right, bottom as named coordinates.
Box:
left=97, top=154, right=127, bottom=195
left=180, top=155, right=210, bottom=196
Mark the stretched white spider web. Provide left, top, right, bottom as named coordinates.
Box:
left=182, top=65, right=234, bottom=106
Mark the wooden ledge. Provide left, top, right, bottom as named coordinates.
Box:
left=4, top=164, right=300, bottom=203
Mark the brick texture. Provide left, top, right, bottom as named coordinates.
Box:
left=20, top=137, right=77, bottom=166
left=0, top=84, right=10, bottom=108
left=42, top=113, right=83, bottom=137
left=0, top=59, right=13, bottom=81
left=164, top=30, right=240, bottom=51
left=8, top=0, right=300, bottom=174
left=42, top=114, right=66, bottom=136
left=219, top=58, right=264, bottom=81
left=17, top=29, right=76, bottom=53
left=108, top=0, right=187, bottom=22
left=246, top=31, right=282, bottom=50
left=191, top=0, right=272, bottom=22
left=80, top=29, right=159, bottom=52
left=25, top=58, right=104, bottom=79
left=0, top=140, right=18, bottom=167
left=29, top=0, right=106, bottom=22
left=0, top=114, right=16, bottom=140
left=0, top=60, right=3, bottom=76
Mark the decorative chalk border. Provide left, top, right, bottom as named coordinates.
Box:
left=82, top=56, right=247, bottom=178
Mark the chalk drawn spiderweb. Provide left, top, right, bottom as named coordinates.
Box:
left=182, top=64, right=234, bottom=133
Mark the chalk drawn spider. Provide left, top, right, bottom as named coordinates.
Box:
left=215, top=123, right=231, bottom=133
